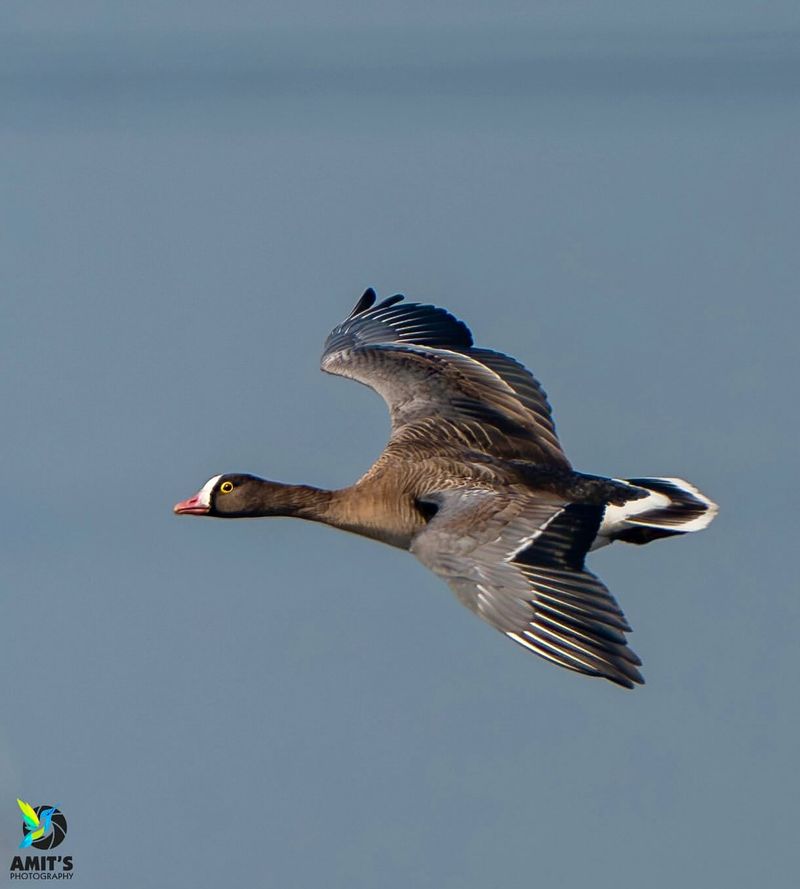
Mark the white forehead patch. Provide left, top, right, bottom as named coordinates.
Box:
left=197, top=474, right=222, bottom=507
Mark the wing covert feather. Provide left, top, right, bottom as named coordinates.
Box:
left=322, top=291, right=569, bottom=467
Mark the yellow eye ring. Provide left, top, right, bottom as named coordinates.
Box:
left=220, top=481, right=234, bottom=494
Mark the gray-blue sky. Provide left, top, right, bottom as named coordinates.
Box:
left=4, top=0, right=800, bottom=33
left=1, top=3, right=798, bottom=887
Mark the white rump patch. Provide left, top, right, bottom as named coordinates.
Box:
left=598, top=483, right=671, bottom=537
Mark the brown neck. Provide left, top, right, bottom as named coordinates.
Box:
left=226, top=478, right=418, bottom=549
left=253, top=482, right=334, bottom=519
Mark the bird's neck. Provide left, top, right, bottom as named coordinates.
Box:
left=247, top=480, right=419, bottom=549
left=249, top=481, right=334, bottom=520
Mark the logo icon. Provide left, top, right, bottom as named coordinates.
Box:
left=16, top=799, right=67, bottom=850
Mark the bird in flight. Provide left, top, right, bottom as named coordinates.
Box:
left=175, top=289, right=717, bottom=688
left=17, top=799, right=57, bottom=848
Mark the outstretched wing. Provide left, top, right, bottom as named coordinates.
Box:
left=321, top=289, right=569, bottom=467
left=410, top=488, right=643, bottom=688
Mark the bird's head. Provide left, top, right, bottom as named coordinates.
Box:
left=173, top=474, right=268, bottom=518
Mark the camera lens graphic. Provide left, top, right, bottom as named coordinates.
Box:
left=21, top=805, right=68, bottom=850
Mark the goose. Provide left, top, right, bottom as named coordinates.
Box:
left=174, top=288, right=717, bottom=688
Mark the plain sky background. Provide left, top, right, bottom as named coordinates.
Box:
left=2, top=2, right=798, bottom=887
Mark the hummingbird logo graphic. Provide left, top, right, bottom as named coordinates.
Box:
left=17, top=799, right=60, bottom=849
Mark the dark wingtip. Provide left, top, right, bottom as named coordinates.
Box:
left=376, top=293, right=405, bottom=310
left=349, top=287, right=377, bottom=318
left=612, top=667, right=645, bottom=689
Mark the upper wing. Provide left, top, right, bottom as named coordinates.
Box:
left=410, top=488, right=643, bottom=688
left=321, top=289, right=569, bottom=467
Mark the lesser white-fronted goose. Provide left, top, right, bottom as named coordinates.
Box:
left=175, top=289, right=717, bottom=688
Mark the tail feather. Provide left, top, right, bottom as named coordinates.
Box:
left=596, top=477, right=718, bottom=547
left=624, top=478, right=718, bottom=532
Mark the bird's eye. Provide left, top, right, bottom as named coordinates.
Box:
left=220, top=481, right=234, bottom=494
